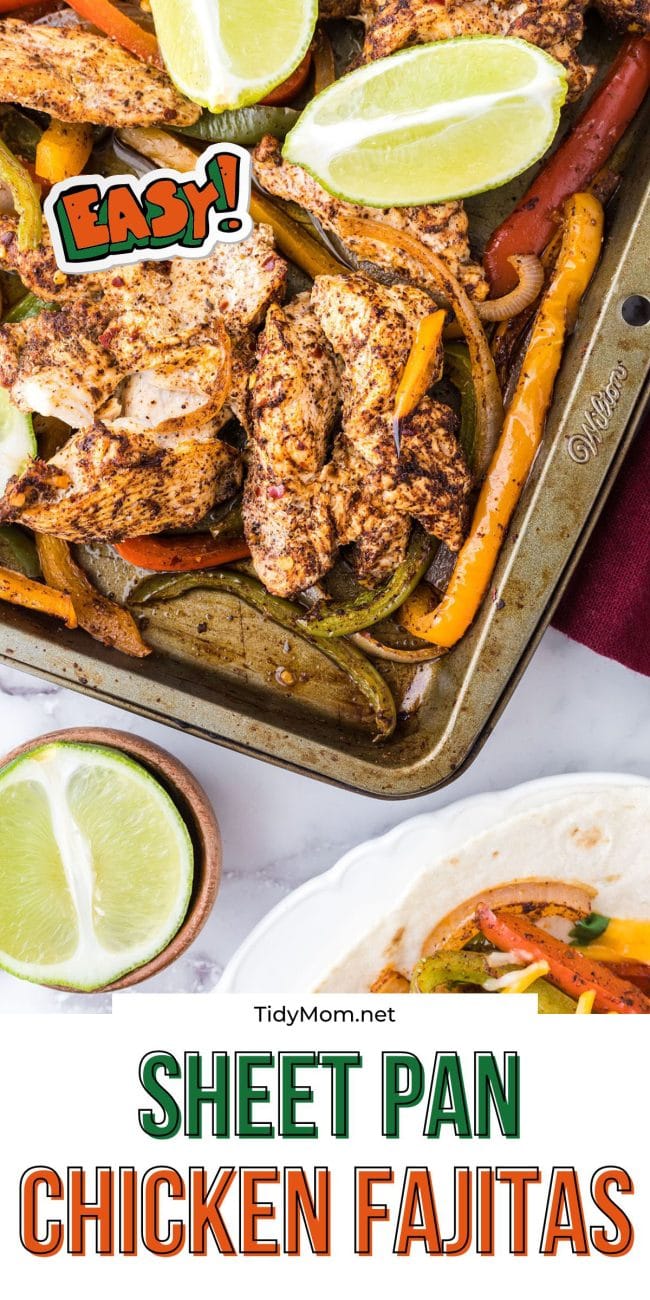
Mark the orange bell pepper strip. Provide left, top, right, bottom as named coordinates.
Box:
left=476, top=907, right=650, bottom=1015
left=394, top=309, right=446, bottom=433
left=399, top=192, right=604, bottom=649
left=65, top=0, right=163, bottom=66
left=36, top=534, right=150, bottom=657
left=114, top=533, right=251, bottom=572
left=35, top=120, right=93, bottom=185
left=0, top=564, right=77, bottom=627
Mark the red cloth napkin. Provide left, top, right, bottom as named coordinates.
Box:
left=552, top=417, right=650, bottom=675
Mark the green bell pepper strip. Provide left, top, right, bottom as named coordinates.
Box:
left=206, top=494, right=244, bottom=542
left=3, top=292, right=54, bottom=324
left=0, top=109, right=42, bottom=166
left=0, top=137, right=42, bottom=251
left=412, top=951, right=579, bottom=1012
left=0, top=525, right=41, bottom=580
left=444, top=342, right=478, bottom=476
left=129, top=568, right=397, bottom=740
left=530, top=978, right=578, bottom=1014
left=298, top=528, right=436, bottom=640
left=412, top=951, right=508, bottom=992
left=177, top=106, right=299, bottom=145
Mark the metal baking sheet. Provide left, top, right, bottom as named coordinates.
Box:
left=1, top=24, right=648, bottom=798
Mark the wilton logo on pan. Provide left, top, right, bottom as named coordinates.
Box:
left=44, top=145, right=253, bottom=275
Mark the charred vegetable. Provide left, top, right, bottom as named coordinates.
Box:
left=130, top=568, right=397, bottom=739
left=299, top=528, right=436, bottom=639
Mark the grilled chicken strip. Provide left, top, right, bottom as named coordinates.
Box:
left=0, top=421, right=242, bottom=542
left=253, top=136, right=488, bottom=301
left=361, top=1, right=590, bottom=98
left=312, top=274, right=471, bottom=582
left=594, top=0, right=650, bottom=29
left=0, top=298, right=232, bottom=435
left=0, top=218, right=287, bottom=330
left=0, top=222, right=287, bottom=434
left=244, top=296, right=340, bottom=597
left=0, top=18, right=199, bottom=126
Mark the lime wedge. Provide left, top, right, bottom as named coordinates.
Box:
left=0, top=386, right=35, bottom=495
left=284, top=36, right=568, bottom=206
left=0, top=743, right=194, bottom=990
left=150, top=0, right=318, bottom=112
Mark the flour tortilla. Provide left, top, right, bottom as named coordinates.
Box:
left=317, top=785, right=650, bottom=992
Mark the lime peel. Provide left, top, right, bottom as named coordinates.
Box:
left=284, top=36, right=569, bottom=207
left=0, top=385, right=36, bottom=495
left=0, top=743, right=194, bottom=991
left=151, top=0, right=318, bottom=112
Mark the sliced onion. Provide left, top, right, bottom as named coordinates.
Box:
left=338, top=214, right=503, bottom=483
left=477, top=255, right=544, bottom=322
left=350, top=629, right=447, bottom=663
left=421, top=880, right=597, bottom=956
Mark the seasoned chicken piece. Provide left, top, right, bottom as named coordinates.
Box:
left=362, top=1, right=590, bottom=98
left=167, top=224, right=288, bottom=338
left=0, top=303, right=120, bottom=428
left=0, top=218, right=287, bottom=335
left=313, top=274, right=470, bottom=581
left=244, top=296, right=340, bottom=597
left=0, top=221, right=288, bottom=438
left=0, top=300, right=232, bottom=435
left=0, top=18, right=199, bottom=126
left=0, top=421, right=242, bottom=542
left=253, top=136, right=488, bottom=301
left=0, top=215, right=111, bottom=306
left=594, top=0, right=650, bottom=29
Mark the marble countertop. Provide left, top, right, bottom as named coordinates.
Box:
left=1, top=628, right=648, bottom=1013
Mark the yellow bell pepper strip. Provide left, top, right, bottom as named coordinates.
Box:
left=393, top=308, right=445, bottom=451
left=36, top=533, right=150, bottom=658
left=0, top=137, right=41, bottom=251
left=250, top=190, right=349, bottom=280
left=118, top=126, right=348, bottom=279
left=399, top=192, right=604, bottom=650
left=35, top=120, right=93, bottom=186
left=65, top=0, right=163, bottom=66
left=0, top=563, right=76, bottom=627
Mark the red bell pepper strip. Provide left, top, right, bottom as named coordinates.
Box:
left=0, top=1, right=53, bottom=11
left=260, top=50, right=313, bottom=106
left=114, top=534, right=251, bottom=572
left=602, top=961, right=650, bottom=998
left=64, top=0, right=163, bottom=67
left=485, top=37, right=650, bottom=295
left=476, top=906, right=650, bottom=1015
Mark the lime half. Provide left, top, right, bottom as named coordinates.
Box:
left=0, top=743, right=194, bottom=990
left=0, top=386, right=35, bottom=495
left=284, top=36, right=568, bottom=206
left=150, top=0, right=318, bottom=112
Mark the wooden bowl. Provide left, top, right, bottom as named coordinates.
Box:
left=0, top=727, right=221, bottom=992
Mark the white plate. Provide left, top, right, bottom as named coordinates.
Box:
left=217, top=772, right=649, bottom=994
